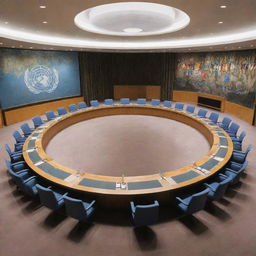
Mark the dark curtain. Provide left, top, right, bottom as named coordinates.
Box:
left=79, top=52, right=176, bottom=102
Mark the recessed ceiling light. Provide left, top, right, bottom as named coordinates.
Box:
left=123, top=27, right=143, bottom=33
left=238, top=46, right=241, bottom=48
left=250, top=44, right=254, bottom=47
left=4, top=21, right=8, bottom=24
left=29, top=46, right=33, bottom=49
left=220, top=5, right=227, bottom=8
left=218, top=21, right=223, bottom=24
left=42, top=21, right=48, bottom=24
left=20, top=45, right=23, bottom=47
left=40, top=5, right=46, bottom=8
left=11, top=46, right=15, bottom=48
left=0, top=42, right=3, bottom=45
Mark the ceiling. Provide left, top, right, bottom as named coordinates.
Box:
left=0, top=0, right=256, bottom=52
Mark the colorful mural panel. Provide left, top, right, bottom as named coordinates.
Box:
left=175, top=51, right=256, bottom=108
left=0, top=49, right=81, bottom=109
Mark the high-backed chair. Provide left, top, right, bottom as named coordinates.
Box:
left=163, top=100, right=172, bottom=108
left=20, top=123, right=34, bottom=137
left=130, top=201, right=159, bottom=226
left=231, top=144, right=252, bottom=164
left=227, top=122, right=240, bottom=137
left=218, top=117, right=232, bottom=130
left=13, top=130, right=26, bottom=143
left=45, top=111, right=56, bottom=121
left=175, top=102, right=184, bottom=110
left=68, top=104, right=78, bottom=112
left=137, top=98, right=147, bottom=105
left=176, top=188, right=210, bottom=215
left=20, top=176, right=38, bottom=197
left=57, top=107, right=67, bottom=116
left=36, top=184, right=68, bottom=210
left=208, top=112, right=219, bottom=123
left=5, top=160, right=29, bottom=174
left=78, top=102, right=87, bottom=109
left=186, top=105, right=195, bottom=113
left=120, top=98, right=130, bottom=105
left=6, top=163, right=32, bottom=185
left=197, top=109, right=208, bottom=118
left=63, top=195, right=96, bottom=221
left=222, top=161, right=248, bottom=185
left=151, top=99, right=160, bottom=106
left=231, top=131, right=246, bottom=144
left=104, top=99, right=114, bottom=105
left=204, top=174, right=232, bottom=201
left=5, top=144, right=23, bottom=163
left=90, top=100, right=99, bottom=107
left=32, top=116, right=44, bottom=128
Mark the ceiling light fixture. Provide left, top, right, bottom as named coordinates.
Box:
left=123, top=28, right=143, bottom=33
left=4, top=21, right=8, bottom=24
left=218, top=21, right=223, bottom=24
left=40, top=5, right=46, bottom=8
left=42, top=21, right=47, bottom=24
left=220, top=6, right=227, bottom=8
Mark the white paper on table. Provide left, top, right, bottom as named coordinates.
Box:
left=34, top=160, right=44, bottom=166
left=65, top=174, right=80, bottom=182
left=214, top=156, right=224, bottom=161
left=26, top=148, right=35, bottom=153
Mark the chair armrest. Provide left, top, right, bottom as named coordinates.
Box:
left=219, top=173, right=228, bottom=179
left=176, top=197, right=189, bottom=206
left=204, top=183, right=215, bottom=191
left=25, top=176, right=37, bottom=182
left=130, top=201, right=136, bottom=212
left=225, top=168, right=237, bottom=174
left=85, top=200, right=96, bottom=210
left=57, top=192, right=68, bottom=201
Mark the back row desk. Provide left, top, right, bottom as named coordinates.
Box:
left=23, top=105, right=233, bottom=207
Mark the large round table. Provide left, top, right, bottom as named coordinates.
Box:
left=23, top=105, right=233, bottom=207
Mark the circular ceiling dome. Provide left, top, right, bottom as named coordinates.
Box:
left=74, top=2, right=190, bottom=36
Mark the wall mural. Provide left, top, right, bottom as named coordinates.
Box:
left=175, top=51, right=256, bottom=108
left=0, top=49, right=80, bottom=109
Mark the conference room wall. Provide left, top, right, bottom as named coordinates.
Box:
left=79, top=52, right=176, bottom=102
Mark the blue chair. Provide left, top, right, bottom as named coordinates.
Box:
left=13, top=130, right=26, bottom=143
left=78, top=102, right=87, bottom=109
left=137, top=98, right=147, bottom=105
left=5, top=144, right=23, bottom=163
left=176, top=188, right=210, bottom=215
left=45, top=111, right=56, bottom=121
left=90, top=100, right=99, bottom=107
left=14, top=142, right=24, bottom=152
left=231, top=131, right=246, bottom=143
left=5, top=160, right=29, bottom=174
left=222, top=161, right=248, bottom=185
left=57, top=107, right=67, bottom=116
left=175, top=102, right=184, bottom=110
left=63, top=195, right=96, bottom=221
left=36, top=184, right=68, bottom=210
left=227, top=122, right=240, bottom=137
left=204, top=174, right=232, bottom=201
left=32, top=116, right=44, bottom=128
left=231, top=144, right=252, bottom=164
left=104, top=99, right=114, bottom=105
left=7, top=163, right=32, bottom=184
left=197, top=109, right=208, bottom=118
left=20, top=176, right=38, bottom=197
left=186, top=105, right=195, bottom=113
left=20, top=123, right=34, bottom=137
left=151, top=99, right=160, bottom=106
left=218, top=117, right=232, bottom=130
left=208, top=112, right=219, bottom=123
left=68, top=104, right=78, bottom=112
left=163, top=100, right=172, bottom=108
left=120, top=98, right=130, bottom=105
left=130, top=201, right=159, bottom=226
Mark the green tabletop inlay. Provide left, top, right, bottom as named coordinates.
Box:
left=220, top=137, right=228, bottom=146
left=172, top=170, right=200, bottom=183
left=79, top=178, right=116, bottom=190
left=39, top=162, right=70, bottom=180
left=200, top=158, right=219, bottom=170
left=128, top=180, right=162, bottom=190
left=215, top=147, right=228, bottom=158
left=28, top=151, right=41, bottom=163
left=28, top=140, right=36, bottom=149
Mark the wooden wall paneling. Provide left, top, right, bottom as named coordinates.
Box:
left=146, top=86, right=161, bottom=99
left=4, top=96, right=84, bottom=125
left=172, top=90, right=198, bottom=104
left=0, top=109, right=3, bottom=128
left=225, top=101, right=254, bottom=124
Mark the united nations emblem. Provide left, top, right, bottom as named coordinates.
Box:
left=24, top=65, right=59, bottom=94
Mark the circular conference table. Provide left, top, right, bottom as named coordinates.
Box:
left=23, top=104, right=233, bottom=207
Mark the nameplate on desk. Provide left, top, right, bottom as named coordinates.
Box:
left=213, top=156, right=224, bottom=161
left=65, top=174, right=80, bottom=183
left=26, top=148, right=36, bottom=153
left=220, top=145, right=228, bottom=148
left=30, top=136, right=38, bottom=140
left=195, top=167, right=210, bottom=175
left=164, top=177, right=177, bottom=185
left=34, top=160, right=44, bottom=166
